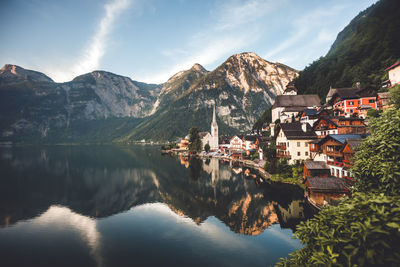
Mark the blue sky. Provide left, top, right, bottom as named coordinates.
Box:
left=0, top=0, right=377, bottom=84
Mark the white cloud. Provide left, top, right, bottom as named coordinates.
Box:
left=138, top=0, right=281, bottom=84
left=48, top=0, right=132, bottom=82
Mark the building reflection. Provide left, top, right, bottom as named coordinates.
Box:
left=0, top=146, right=313, bottom=236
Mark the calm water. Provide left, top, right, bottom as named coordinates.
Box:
left=0, top=145, right=313, bottom=267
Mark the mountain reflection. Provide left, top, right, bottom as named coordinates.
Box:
left=0, top=146, right=312, bottom=235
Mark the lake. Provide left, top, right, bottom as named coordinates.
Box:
left=0, top=145, right=314, bottom=267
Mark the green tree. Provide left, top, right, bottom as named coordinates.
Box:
left=277, top=88, right=400, bottom=266
left=188, top=127, right=202, bottom=152
left=277, top=193, right=400, bottom=266
left=353, top=106, right=400, bottom=195
left=204, top=143, right=210, bottom=152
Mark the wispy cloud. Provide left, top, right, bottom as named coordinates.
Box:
left=141, top=0, right=281, bottom=83
left=48, top=0, right=132, bottom=82
left=263, top=4, right=347, bottom=67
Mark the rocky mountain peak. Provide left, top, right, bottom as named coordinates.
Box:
left=190, top=63, right=208, bottom=74
left=0, top=64, right=54, bottom=84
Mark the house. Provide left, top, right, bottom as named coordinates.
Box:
left=271, top=95, right=321, bottom=123
left=275, top=122, right=317, bottom=164
left=312, top=116, right=366, bottom=139
left=242, top=135, right=259, bottom=156
left=299, top=108, right=328, bottom=126
left=385, top=61, right=400, bottom=87
left=377, top=92, right=391, bottom=110
left=342, top=138, right=363, bottom=178
left=326, top=86, right=378, bottom=117
left=178, top=136, right=189, bottom=150
left=313, top=134, right=366, bottom=178
left=303, top=161, right=330, bottom=179
left=305, top=177, right=348, bottom=208
left=219, top=136, right=231, bottom=154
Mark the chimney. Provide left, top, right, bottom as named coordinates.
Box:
left=301, top=123, right=307, bottom=132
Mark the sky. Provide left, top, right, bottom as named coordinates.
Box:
left=0, top=0, right=378, bottom=84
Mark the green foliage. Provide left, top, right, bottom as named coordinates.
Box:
left=277, top=193, right=400, bottom=266
left=251, top=152, right=259, bottom=160
left=188, top=127, right=202, bottom=152
left=367, top=108, right=382, bottom=118
left=253, top=107, right=272, bottom=130
left=389, top=84, right=400, bottom=108
left=204, top=143, right=210, bottom=152
left=293, top=0, right=400, bottom=99
left=262, top=141, right=276, bottom=161
left=353, top=106, right=400, bottom=195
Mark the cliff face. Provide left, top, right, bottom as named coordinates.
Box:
left=0, top=65, right=160, bottom=142
left=124, top=52, right=298, bottom=141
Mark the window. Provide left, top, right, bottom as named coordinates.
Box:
left=305, top=142, right=308, bottom=147
left=349, top=101, right=354, bottom=105
left=297, top=152, right=301, bottom=156
left=369, top=99, right=375, bottom=103
left=297, top=142, right=300, bottom=147
left=350, top=109, right=353, bottom=113
left=305, top=152, right=308, bottom=156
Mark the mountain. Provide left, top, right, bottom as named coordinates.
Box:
left=122, top=52, right=298, bottom=141
left=294, top=0, right=400, bottom=99
left=0, top=64, right=54, bottom=85
left=0, top=65, right=161, bottom=143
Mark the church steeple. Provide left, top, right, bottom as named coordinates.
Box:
left=211, top=104, right=218, bottom=150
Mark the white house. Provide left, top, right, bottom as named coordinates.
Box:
left=271, top=95, right=321, bottom=123
left=275, top=122, right=317, bottom=164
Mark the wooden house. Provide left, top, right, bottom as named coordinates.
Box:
left=305, top=177, right=348, bottom=209
left=342, top=138, right=363, bottom=176
left=303, top=161, right=330, bottom=179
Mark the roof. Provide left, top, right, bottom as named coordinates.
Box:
left=330, top=134, right=365, bottom=144
left=303, top=108, right=319, bottom=116
left=385, top=61, right=400, bottom=71
left=345, top=138, right=363, bottom=150
left=304, top=161, right=329, bottom=170
left=272, top=95, right=321, bottom=109
left=306, top=177, right=348, bottom=193
left=283, top=106, right=307, bottom=112
left=243, top=135, right=258, bottom=142
left=199, top=132, right=210, bottom=138
left=280, top=122, right=317, bottom=140
left=378, top=92, right=390, bottom=99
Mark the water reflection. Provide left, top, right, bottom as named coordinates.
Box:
left=0, top=145, right=314, bottom=266
left=0, top=146, right=312, bottom=233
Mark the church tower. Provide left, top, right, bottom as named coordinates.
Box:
left=210, top=105, right=219, bottom=150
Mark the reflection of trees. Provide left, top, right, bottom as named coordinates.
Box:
left=0, top=146, right=312, bottom=234
left=189, top=158, right=202, bottom=180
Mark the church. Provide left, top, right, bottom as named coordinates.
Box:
left=199, top=105, right=219, bottom=151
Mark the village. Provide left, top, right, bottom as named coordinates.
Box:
left=162, top=60, right=400, bottom=210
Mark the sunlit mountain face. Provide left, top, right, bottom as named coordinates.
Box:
left=0, top=145, right=314, bottom=266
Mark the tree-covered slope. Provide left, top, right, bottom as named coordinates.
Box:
left=294, top=0, right=400, bottom=99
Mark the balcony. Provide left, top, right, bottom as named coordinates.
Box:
left=277, top=152, right=291, bottom=159
left=310, top=146, right=320, bottom=152
left=276, top=144, right=287, bottom=150
left=325, top=150, right=343, bottom=158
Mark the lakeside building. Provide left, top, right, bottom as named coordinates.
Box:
left=303, top=161, right=330, bottom=179
left=271, top=95, right=321, bottom=124
left=384, top=61, right=400, bottom=87
left=275, top=122, right=317, bottom=164
left=310, top=134, right=366, bottom=178
left=304, top=177, right=349, bottom=208
left=200, top=105, right=219, bottom=151
left=326, top=86, right=378, bottom=117
left=312, top=116, right=366, bottom=139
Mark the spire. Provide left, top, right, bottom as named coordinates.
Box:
left=212, top=104, right=217, bottom=125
